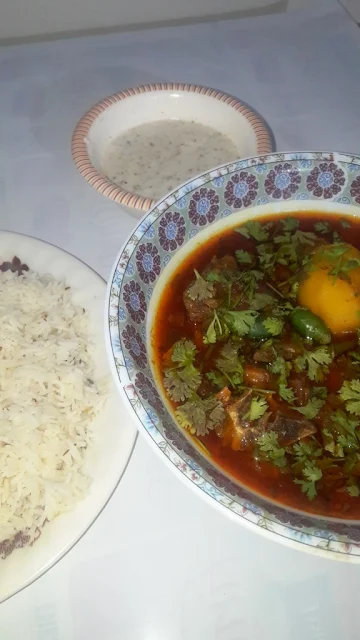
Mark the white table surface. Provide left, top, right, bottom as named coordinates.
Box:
left=1, top=2, right=360, bottom=638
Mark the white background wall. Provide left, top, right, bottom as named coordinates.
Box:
left=0, top=0, right=358, bottom=42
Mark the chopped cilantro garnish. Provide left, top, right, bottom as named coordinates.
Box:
left=257, top=431, right=287, bottom=468
left=281, top=217, right=299, bottom=232
left=294, top=462, right=322, bottom=500
left=262, top=317, right=284, bottom=337
left=187, top=270, right=214, bottom=301
left=313, top=386, right=328, bottom=400
left=270, top=357, right=287, bottom=379
left=295, top=347, right=333, bottom=381
left=215, top=341, right=244, bottom=387
left=250, top=293, right=274, bottom=311
left=295, top=397, right=324, bottom=420
left=206, top=370, right=227, bottom=388
left=346, top=480, right=360, bottom=497
left=235, top=249, right=252, bottom=265
left=339, top=379, right=360, bottom=416
left=331, top=409, right=359, bottom=435
left=279, top=383, right=296, bottom=404
left=203, top=310, right=228, bottom=345
left=221, top=310, right=258, bottom=337
left=292, top=440, right=322, bottom=464
left=171, top=339, right=197, bottom=367
left=314, top=221, right=330, bottom=234
left=246, top=396, right=268, bottom=421
left=175, top=395, right=225, bottom=437
left=341, top=219, right=352, bottom=229
left=163, top=339, right=201, bottom=402
left=322, top=428, right=344, bottom=458
left=236, top=221, right=271, bottom=242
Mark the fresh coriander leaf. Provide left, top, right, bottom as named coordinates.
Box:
left=281, top=217, right=299, bottom=232
left=205, top=271, right=229, bottom=283
left=294, top=479, right=317, bottom=500
left=274, top=230, right=316, bottom=246
left=236, top=221, right=271, bottom=242
left=340, top=220, right=351, bottom=229
left=303, top=461, right=323, bottom=482
left=171, top=339, right=197, bottom=367
left=270, top=357, right=287, bottom=379
left=163, top=340, right=201, bottom=402
left=295, top=347, right=333, bottom=381
left=208, top=341, right=245, bottom=389
left=295, top=397, right=324, bottom=419
left=321, top=244, right=348, bottom=261
left=343, top=453, right=360, bottom=474
left=346, top=480, right=360, bottom=497
left=175, top=395, right=225, bottom=436
left=331, top=409, right=359, bottom=435
left=216, top=341, right=244, bottom=376
left=257, top=243, right=276, bottom=270
left=238, top=269, right=264, bottom=303
left=279, top=383, right=296, bottom=404
left=246, top=396, right=268, bottom=421
left=203, top=310, right=227, bottom=345
left=273, top=301, right=294, bottom=316
left=332, top=231, right=342, bottom=244
left=235, top=249, right=252, bottom=265
left=206, top=370, right=227, bottom=388
left=349, top=350, right=360, bottom=364
left=163, top=370, right=192, bottom=402
left=292, top=440, right=322, bottom=464
left=294, top=461, right=322, bottom=500
left=262, top=317, right=284, bottom=337
left=313, top=386, right=328, bottom=400
left=289, top=281, right=300, bottom=299
left=187, top=270, right=214, bottom=302
left=257, top=431, right=287, bottom=468
left=204, top=316, right=217, bottom=345
left=293, top=230, right=317, bottom=245
left=314, top=221, right=330, bottom=234
left=337, top=433, right=359, bottom=451
left=250, top=293, right=274, bottom=311
left=339, top=379, right=360, bottom=416
left=222, top=310, right=258, bottom=336
left=163, top=365, right=201, bottom=402
left=323, top=428, right=344, bottom=457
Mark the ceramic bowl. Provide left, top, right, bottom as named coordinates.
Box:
left=72, top=83, right=275, bottom=217
left=106, top=151, right=360, bottom=561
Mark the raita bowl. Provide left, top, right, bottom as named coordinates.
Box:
left=72, top=83, right=274, bottom=217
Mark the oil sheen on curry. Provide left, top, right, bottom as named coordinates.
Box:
left=153, top=213, right=360, bottom=519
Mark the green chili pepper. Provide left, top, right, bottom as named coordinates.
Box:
left=290, top=308, right=331, bottom=344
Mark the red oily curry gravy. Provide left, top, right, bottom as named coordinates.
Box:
left=152, top=213, right=360, bottom=519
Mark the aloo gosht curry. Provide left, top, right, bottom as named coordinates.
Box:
left=152, top=213, right=360, bottom=519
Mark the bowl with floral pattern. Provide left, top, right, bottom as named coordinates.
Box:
left=106, top=151, right=360, bottom=560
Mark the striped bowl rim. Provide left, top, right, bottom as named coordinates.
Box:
left=71, top=82, right=275, bottom=213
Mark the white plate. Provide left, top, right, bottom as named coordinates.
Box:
left=0, top=231, right=137, bottom=604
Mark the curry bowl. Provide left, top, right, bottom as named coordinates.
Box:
left=106, top=151, right=360, bottom=560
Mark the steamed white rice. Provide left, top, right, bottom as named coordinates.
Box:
left=0, top=268, right=106, bottom=554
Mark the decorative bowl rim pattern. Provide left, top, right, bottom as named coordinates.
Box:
left=106, top=150, right=360, bottom=561
left=71, top=82, right=275, bottom=212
